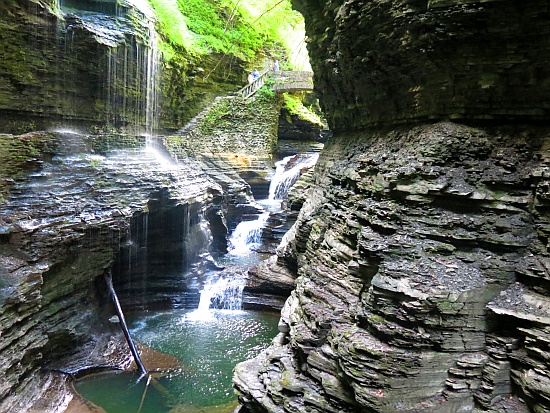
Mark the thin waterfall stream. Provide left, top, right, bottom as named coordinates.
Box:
left=74, top=147, right=320, bottom=413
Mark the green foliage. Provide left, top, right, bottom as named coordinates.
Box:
left=89, top=157, right=103, bottom=169
left=147, top=0, right=197, bottom=52
left=256, top=85, right=275, bottom=100
left=241, top=0, right=302, bottom=47
left=282, top=93, right=324, bottom=126
left=176, top=0, right=272, bottom=59
left=199, top=99, right=231, bottom=133
left=282, top=93, right=302, bottom=114
left=147, top=0, right=305, bottom=65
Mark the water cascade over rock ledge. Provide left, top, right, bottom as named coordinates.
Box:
left=0, top=132, right=227, bottom=411
left=0, top=0, right=246, bottom=134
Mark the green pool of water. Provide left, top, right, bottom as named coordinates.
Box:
left=74, top=308, right=279, bottom=413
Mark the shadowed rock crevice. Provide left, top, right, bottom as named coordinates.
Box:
left=292, top=0, right=550, bottom=131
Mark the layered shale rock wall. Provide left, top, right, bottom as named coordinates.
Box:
left=235, top=123, right=550, bottom=413
left=235, top=1, right=550, bottom=412
left=294, top=0, right=550, bottom=131
left=0, top=0, right=244, bottom=134
left=0, top=134, right=232, bottom=411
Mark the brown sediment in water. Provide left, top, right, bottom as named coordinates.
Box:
left=131, top=342, right=182, bottom=373
left=167, top=399, right=238, bottom=413
left=64, top=396, right=108, bottom=413
left=64, top=341, right=183, bottom=413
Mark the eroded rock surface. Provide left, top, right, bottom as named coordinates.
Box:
left=293, top=0, right=550, bottom=130
left=234, top=123, right=550, bottom=412
left=235, top=0, right=550, bottom=411
left=0, top=0, right=245, bottom=134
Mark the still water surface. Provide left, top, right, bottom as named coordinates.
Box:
left=75, top=309, right=279, bottom=413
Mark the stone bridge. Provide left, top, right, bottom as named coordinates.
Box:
left=271, top=71, right=314, bottom=93
left=238, top=70, right=314, bottom=99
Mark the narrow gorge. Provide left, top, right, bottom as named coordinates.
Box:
left=233, top=1, right=550, bottom=413
left=1, top=1, right=550, bottom=413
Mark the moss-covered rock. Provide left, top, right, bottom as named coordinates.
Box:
left=0, top=0, right=250, bottom=134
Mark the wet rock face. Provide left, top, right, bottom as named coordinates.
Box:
left=0, top=133, right=232, bottom=411
left=234, top=122, right=550, bottom=412
left=234, top=1, right=550, bottom=412
left=0, top=0, right=145, bottom=133
left=292, top=0, right=550, bottom=130
left=0, top=0, right=244, bottom=134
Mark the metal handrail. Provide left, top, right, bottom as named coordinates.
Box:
left=237, top=69, right=270, bottom=99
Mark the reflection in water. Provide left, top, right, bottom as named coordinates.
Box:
left=74, top=309, right=279, bottom=413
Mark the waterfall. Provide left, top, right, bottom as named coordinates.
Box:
left=227, top=153, right=319, bottom=256
left=228, top=212, right=270, bottom=256
left=197, top=277, right=246, bottom=311
left=59, top=0, right=161, bottom=135
left=144, top=24, right=160, bottom=138
left=268, top=153, right=319, bottom=200
left=110, top=0, right=160, bottom=137
left=188, top=275, right=246, bottom=320
left=191, top=150, right=320, bottom=318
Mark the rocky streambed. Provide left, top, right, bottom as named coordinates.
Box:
left=0, top=130, right=251, bottom=410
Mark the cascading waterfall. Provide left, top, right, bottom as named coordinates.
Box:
left=58, top=0, right=161, bottom=136
left=228, top=212, right=270, bottom=256
left=198, top=277, right=246, bottom=312
left=187, top=274, right=246, bottom=320
left=227, top=153, right=320, bottom=256
left=268, top=153, right=319, bottom=200
left=110, top=0, right=161, bottom=137
left=144, top=24, right=160, bottom=138
left=192, top=152, right=319, bottom=315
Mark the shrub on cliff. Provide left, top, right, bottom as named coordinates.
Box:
left=148, top=0, right=302, bottom=62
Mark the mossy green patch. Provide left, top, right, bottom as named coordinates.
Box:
left=282, top=93, right=324, bottom=126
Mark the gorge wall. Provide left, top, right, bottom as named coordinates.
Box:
left=0, top=132, right=250, bottom=411
left=0, top=0, right=245, bottom=134
left=234, top=1, right=550, bottom=413
left=295, top=0, right=550, bottom=131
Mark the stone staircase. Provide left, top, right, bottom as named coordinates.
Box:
left=176, top=96, right=225, bottom=136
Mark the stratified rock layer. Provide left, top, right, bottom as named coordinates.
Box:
left=234, top=122, right=550, bottom=412
left=235, top=1, right=550, bottom=412
left=293, top=0, right=550, bottom=130
left=0, top=133, right=229, bottom=412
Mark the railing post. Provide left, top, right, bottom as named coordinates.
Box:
left=237, top=69, right=270, bottom=99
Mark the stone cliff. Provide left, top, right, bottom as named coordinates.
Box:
left=0, top=0, right=245, bottom=134
left=0, top=86, right=299, bottom=410
left=0, top=132, right=253, bottom=411
left=294, top=0, right=550, bottom=131
left=234, top=1, right=550, bottom=412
